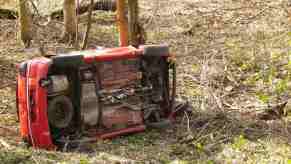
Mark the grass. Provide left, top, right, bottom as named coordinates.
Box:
left=2, top=0, right=291, bottom=163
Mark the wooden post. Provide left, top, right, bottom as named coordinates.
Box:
left=116, top=0, right=129, bottom=46
left=128, top=0, right=139, bottom=47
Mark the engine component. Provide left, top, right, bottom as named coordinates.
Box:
left=47, top=75, right=69, bottom=95
left=142, top=44, right=169, bottom=56
left=102, top=106, right=143, bottom=129
left=81, top=83, right=100, bottom=126
left=48, top=96, right=74, bottom=129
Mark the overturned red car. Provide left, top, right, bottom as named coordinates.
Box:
left=16, top=45, right=179, bottom=150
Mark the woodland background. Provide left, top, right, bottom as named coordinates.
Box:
left=1, top=0, right=291, bottom=163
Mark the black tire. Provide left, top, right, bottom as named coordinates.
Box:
left=48, top=96, right=74, bottom=129
left=143, top=45, right=170, bottom=56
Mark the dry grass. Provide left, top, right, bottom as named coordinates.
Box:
left=1, top=0, right=291, bottom=163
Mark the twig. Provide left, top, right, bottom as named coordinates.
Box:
left=31, top=155, right=40, bottom=164
left=211, top=92, right=224, bottom=111
left=184, top=111, right=191, bottom=134
left=180, top=119, right=211, bottom=144
left=0, top=126, right=18, bottom=136
left=0, top=83, right=15, bottom=89
left=0, top=138, right=12, bottom=149
left=204, top=137, right=230, bottom=153
left=28, top=0, right=41, bottom=17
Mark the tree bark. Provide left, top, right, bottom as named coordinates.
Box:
left=116, top=0, right=128, bottom=46
left=81, top=0, right=94, bottom=50
left=51, top=0, right=116, bottom=19
left=128, top=0, right=145, bottom=47
left=63, top=0, right=77, bottom=42
left=18, top=0, right=33, bottom=48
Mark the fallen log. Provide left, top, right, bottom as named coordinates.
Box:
left=51, top=0, right=116, bottom=19
left=0, top=0, right=116, bottom=20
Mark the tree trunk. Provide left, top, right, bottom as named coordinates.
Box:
left=128, top=0, right=145, bottom=47
left=18, top=0, right=33, bottom=48
left=116, top=0, right=128, bottom=46
left=50, top=0, right=116, bottom=19
left=81, top=0, right=94, bottom=50
left=63, top=0, right=77, bottom=42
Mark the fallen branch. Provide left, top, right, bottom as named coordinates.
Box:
left=0, top=8, right=18, bottom=19
left=28, top=0, right=41, bottom=17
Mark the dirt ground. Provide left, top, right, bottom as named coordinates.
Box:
left=2, top=0, right=291, bottom=163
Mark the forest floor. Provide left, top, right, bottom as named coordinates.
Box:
left=2, top=0, right=291, bottom=163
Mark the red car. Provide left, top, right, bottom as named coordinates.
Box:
left=16, top=45, right=178, bottom=150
